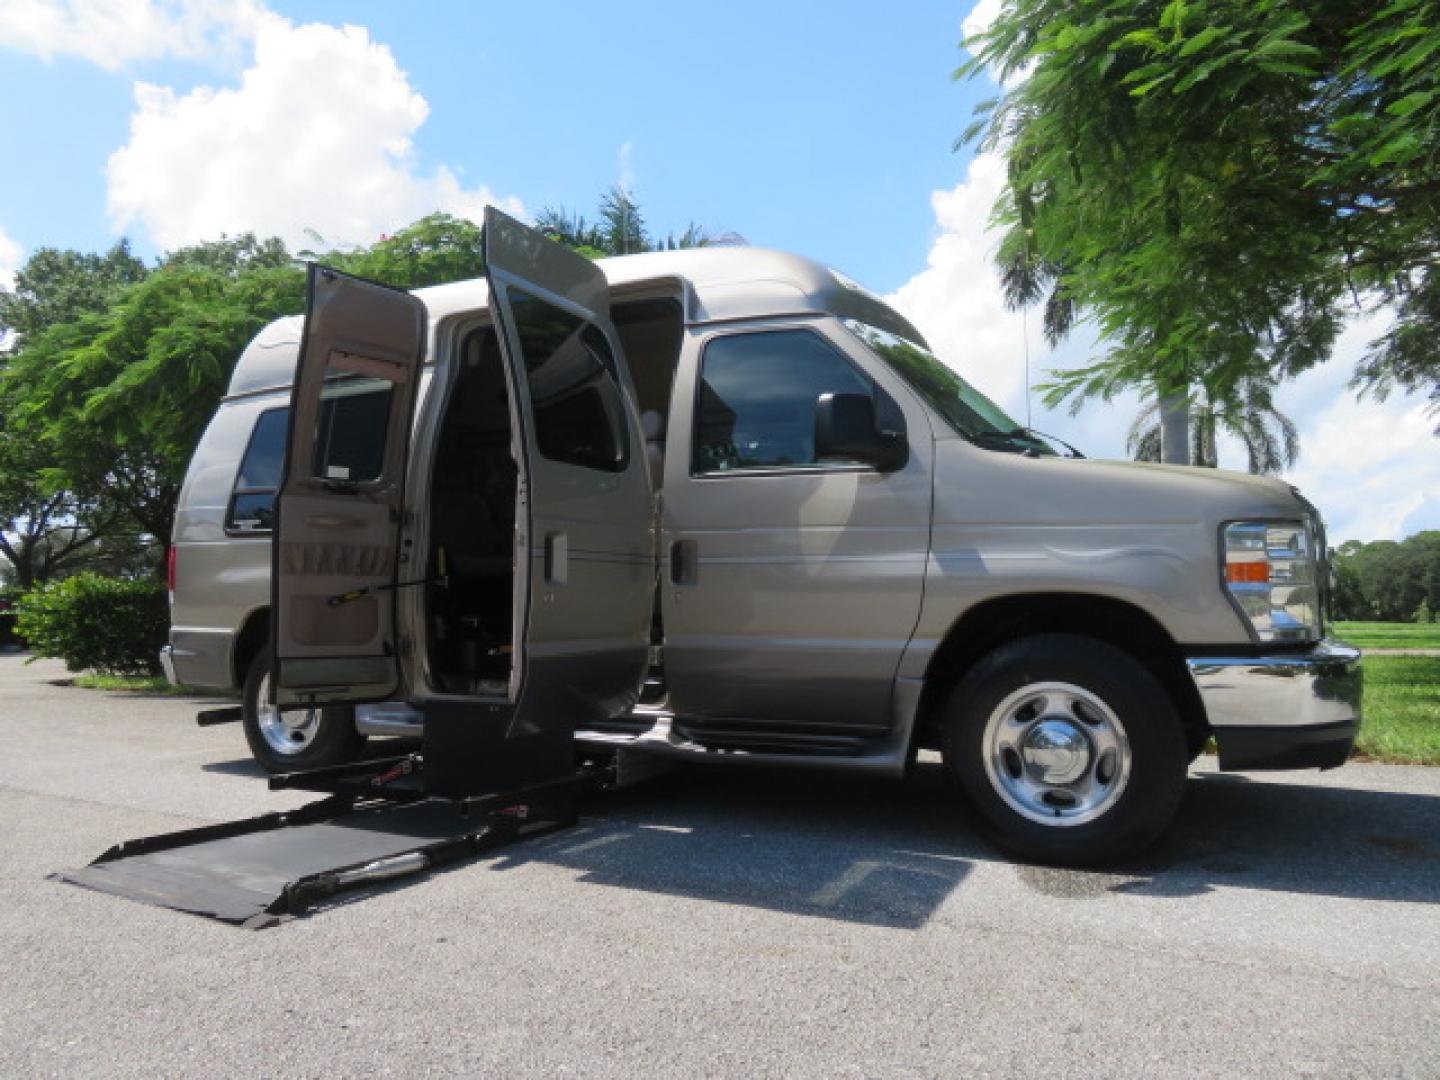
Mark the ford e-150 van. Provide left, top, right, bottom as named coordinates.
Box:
left=162, top=208, right=1362, bottom=863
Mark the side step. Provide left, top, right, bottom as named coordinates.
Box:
left=51, top=764, right=591, bottom=929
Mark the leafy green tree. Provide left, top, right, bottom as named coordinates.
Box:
left=4, top=237, right=304, bottom=546
left=960, top=0, right=1440, bottom=458
left=0, top=402, right=133, bottom=589
left=312, top=213, right=486, bottom=289
left=1332, top=531, right=1440, bottom=620
left=0, top=241, right=147, bottom=350
left=1, top=242, right=151, bottom=584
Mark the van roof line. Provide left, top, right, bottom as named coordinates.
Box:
left=225, top=246, right=926, bottom=400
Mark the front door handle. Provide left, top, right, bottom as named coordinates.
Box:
left=669, top=539, right=697, bottom=585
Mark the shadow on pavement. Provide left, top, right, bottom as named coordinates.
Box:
left=485, top=762, right=1439, bottom=929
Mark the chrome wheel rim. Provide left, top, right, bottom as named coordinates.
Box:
left=982, top=681, right=1132, bottom=827
left=256, top=670, right=322, bottom=756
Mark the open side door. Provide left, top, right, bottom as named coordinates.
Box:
left=423, top=208, right=653, bottom=795
left=271, top=266, right=425, bottom=706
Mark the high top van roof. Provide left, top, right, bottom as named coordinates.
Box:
left=226, top=246, right=926, bottom=399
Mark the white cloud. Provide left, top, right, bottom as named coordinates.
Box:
left=0, top=0, right=263, bottom=71
left=887, top=152, right=1029, bottom=414
left=105, top=12, right=522, bottom=252
left=617, top=140, right=636, bottom=193
left=0, top=225, right=22, bottom=291
left=1280, top=367, right=1440, bottom=544
left=887, top=148, right=1437, bottom=543
left=0, top=225, right=21, bottom=351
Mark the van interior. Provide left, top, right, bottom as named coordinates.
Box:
left=423, top=294, right=684, bottom=697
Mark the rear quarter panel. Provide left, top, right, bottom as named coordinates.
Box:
left=170, top=394, right=281, bottom=688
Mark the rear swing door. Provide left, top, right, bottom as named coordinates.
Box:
left=271, top=266, right=426, bottom=706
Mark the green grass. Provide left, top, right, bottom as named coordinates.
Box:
left=1334, top=621, right=1440, bottom=650
left=1354, top=656, right=1440, bottom=765
left=70, top=674, right=232, bottom=697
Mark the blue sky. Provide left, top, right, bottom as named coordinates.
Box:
left=0, top=0, right=976, bottom=292
left=0, top=0, right=1436, bottom=542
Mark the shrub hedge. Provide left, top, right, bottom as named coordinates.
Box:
left=16, top=573, right=168, bottom=676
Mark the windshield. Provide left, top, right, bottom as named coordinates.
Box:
left=843, top=320, right=1055, bottom=456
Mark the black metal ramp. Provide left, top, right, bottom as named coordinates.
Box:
left=53, top=795, right=570, bottom=929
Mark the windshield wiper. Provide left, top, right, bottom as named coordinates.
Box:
left=1010, top=427, right=1085, bottom=459
left=969, top=429, right=1051, bottom=457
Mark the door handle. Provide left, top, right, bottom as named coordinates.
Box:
left=545, top=532, right=568, bottom=585
left=669, top=539, right=697, bottom=585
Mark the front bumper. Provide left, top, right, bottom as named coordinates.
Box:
left=1187, top=639, right=1362, bottom=771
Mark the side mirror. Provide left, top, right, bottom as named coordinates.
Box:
left=814, top=393, right=907, bottom=472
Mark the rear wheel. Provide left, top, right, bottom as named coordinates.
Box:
left=241, top=651, right=365, bottom=774
left=941, top=633, right=1187, bottom=866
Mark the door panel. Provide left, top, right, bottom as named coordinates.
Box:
left=661, top=321, right=933, bottom=734
left=483, top=207, right=653, bottom=737
left=272, top=266, right=426, bottom=705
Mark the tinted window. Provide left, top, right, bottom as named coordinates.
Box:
left=312, top=373, right=393, bottom=483
left=236, top=408, right=288, bottom=490
left=227, top=408, right=287, bottom=532
left=694, top=330, right=879, bottom=473
left=507, top=286, right=627, bottom=472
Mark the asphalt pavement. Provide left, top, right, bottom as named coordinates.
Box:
left=1, top=650, right=1437, bottom=1078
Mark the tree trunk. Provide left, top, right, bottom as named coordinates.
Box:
left=1159, top=390, right=1191, bottom=465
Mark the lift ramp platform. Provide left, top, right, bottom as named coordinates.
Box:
left=52, top=755, right=593, bottom=929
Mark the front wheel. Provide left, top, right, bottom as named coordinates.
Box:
left=941, top=634, right=1188, bottom=866
left=241, top=651, right=365, bottom=774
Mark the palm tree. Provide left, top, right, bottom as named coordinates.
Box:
left=1126, top=375, right=1299, bottom=475
left=537, top=186, right=743, bottom=257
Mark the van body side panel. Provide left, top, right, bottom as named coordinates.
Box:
left=660, top=317, right=934, bottom=732
left=898, top=441, right=1303, bottom=679
left=169, top=394, right=283, bottom=688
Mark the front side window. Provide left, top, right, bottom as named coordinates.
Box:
left=506, top=286, right=628, bottom=472
left=226, top=408, right=288, bottom=532
left=693, top=329, right=887, bottom=473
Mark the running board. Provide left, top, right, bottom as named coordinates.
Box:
left=51, top=765, right=590, bottom=929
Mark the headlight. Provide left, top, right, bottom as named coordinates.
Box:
left=1222, top=521, right=1320, bottom=644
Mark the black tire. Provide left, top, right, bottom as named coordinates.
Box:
left=941, top=633, right=1188, bottom=866
left=241, top=651, right=365, bottom=774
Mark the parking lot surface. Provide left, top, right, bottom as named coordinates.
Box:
left=2, top=651, right=1437, bottom=1078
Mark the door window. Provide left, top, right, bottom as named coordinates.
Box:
left=693, top=329, right=891, bottom=473
left=312, top=369, right=394, bottom=483
left=506, top=286, right=628, bottom=472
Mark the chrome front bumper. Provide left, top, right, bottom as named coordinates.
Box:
left=1187, top=640, right=1362, bottom=771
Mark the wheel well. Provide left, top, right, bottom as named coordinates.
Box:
left=232, top=607, right=270, bottom=690
left=913, top=593, right=1207, bottom=751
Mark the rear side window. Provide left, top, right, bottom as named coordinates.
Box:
left=694, top=329, right=890, bottom=473
left=226, top=408, right=288, bottom=532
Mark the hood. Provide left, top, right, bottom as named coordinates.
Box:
left=931, top=440, right=1305, bottom=528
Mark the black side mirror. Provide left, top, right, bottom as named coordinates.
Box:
left=814, top=393, right=907, bottom=471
